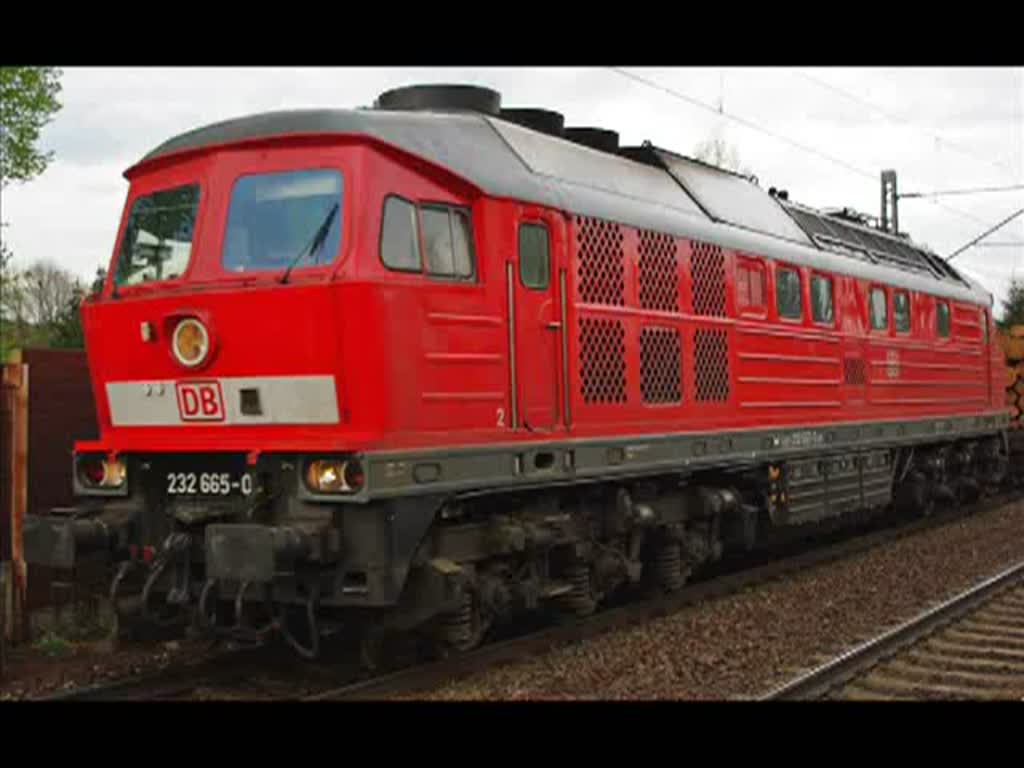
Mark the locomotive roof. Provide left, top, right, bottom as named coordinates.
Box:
left=137, top=108, right=991, bottom=307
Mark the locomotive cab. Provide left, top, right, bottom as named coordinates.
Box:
left=23, top=113, right=500, bottom=653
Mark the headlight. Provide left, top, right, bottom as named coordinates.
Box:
left=171, top=317, right=210, bottom=368
left=305, top=459, right=364, bottom=494
left=78, top=455, right=126, bottom=489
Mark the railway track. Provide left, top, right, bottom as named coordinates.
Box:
left=308, top=491, right=1023, bottom=701
left=761, top=560, right=1024, bottom=701
left=38, top=491, right=1022, bottom=702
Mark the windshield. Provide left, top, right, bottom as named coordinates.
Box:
left=222, top=169, right=343, bottom=274
left=114, top=184, right=200, bottom=286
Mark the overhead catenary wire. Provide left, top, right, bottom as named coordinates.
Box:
left=606, top=67, right=1003, bottom=232
left=793, top=69, right=1022, bottom=180
left=900, top=183, right=1024, bottom=199
left=608, top=67, right=879, bottom=182
left=946, top=208, right=1024, bottom=262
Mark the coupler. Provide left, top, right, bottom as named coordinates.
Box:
left=22, top=502, right=140, bottom=570
left=202, top=524, right=324, bottom=658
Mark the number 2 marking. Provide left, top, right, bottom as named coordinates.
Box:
left=497, top=408, right=505, bottom=428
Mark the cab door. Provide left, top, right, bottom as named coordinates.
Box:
left=510, top=209, right=564, bottom=432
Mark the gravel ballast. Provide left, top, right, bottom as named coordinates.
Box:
left=408, top=499, right=1024, bottom=700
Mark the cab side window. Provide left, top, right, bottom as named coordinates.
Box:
left=776, top=266, right=802, bottom=320
left=380, top=196, right=421, bottom=272
left=870, top=287, right=888, bottom=330
left=380, top=196, right=475, bottom=280
left=421, top=205, right=474, bottom=279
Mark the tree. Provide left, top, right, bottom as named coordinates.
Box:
left=0, top=67, right=63, bottom=186
left=1000, top=277, right=1024, bottom=329
left=693, top=133, right=756, bottom=178
left=17, top=261, right=81, bottom=327
left=49, top=267, right=105, bottom=349
left=0, top=243, right=26, bottom=360
left=1, top=67, right=63, bottom=360
left=0, top=260, right=90, bottom=358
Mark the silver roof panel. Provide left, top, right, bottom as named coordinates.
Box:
left=652, top=147, right=813, bottom=246
left=136, top=108, right=991, bottom=307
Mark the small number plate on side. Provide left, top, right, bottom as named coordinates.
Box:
left=166, top=471, right=254, bottom=497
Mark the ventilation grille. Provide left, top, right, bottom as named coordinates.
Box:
left=576, top=217, right=625, bottom=306
left=638, top=230, right=679, bottom=313
left=780, top=201, right=968, bottom=286
left=579, top=317, right=627, bottom=404
left=691, top=241, right=727, bottom=317
left=844, top=357, right=867, bottom=386
left=640, top=327, right=682, bottom=404
left=694, top=328, right=730, bottom=402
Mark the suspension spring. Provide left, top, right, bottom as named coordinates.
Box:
left=441, top=590, right=479, bottom=652
left=560, top=565, right=597, bottom=617
left=655, top=541, right=685, bottom=592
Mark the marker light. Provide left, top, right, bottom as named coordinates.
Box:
left=78, top=456, right=127, bottom=488
left=305, top=459, right=365, bottom=494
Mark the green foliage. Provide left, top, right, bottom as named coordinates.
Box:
left=48, top=286, right=87, bottom=348
left=1, top=242, right=23, bottom=361
left=0, top=66, right=62, bottom=187
left=33, top=630, right=71, bottom=656
left=999, top=277, right=1024, bottom=329
left=1, top=67, right=64, bottom=361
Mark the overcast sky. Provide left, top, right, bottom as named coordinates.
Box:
left=3, top=67, right=1022, bottom=313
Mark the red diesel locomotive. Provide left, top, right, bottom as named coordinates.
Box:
left=24, top=84, right=1010, bottom=660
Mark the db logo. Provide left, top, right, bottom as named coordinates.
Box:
left=176, top=381, right=225, bottom=421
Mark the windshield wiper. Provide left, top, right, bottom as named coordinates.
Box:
left=280, top=203, right=339, bottom=285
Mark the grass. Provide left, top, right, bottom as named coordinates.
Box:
left=32, top=630, right=73, bottom=657
left=30, top=599, right=116, bottom=655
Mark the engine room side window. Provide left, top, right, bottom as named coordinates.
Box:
left=222, top=169, right=343, bottom=274
left=894, top=291, right=911, bottom=333
left=115, top=183, right=200, bottom=286
left=519, top=223, right=550, bottom=290
left=775, top=266, right=802, bottom=320
left=811, top=274, right=834, bottom=325
left=380, top=196, right=421, bottom=272
left=936, top=301, right=950, bottom=338
left=870, top=287, right=888, bottom=330
left=736, top=258, right=766, bottom=314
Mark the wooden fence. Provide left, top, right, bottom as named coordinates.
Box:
left=1, top=348, right=98, bottom=646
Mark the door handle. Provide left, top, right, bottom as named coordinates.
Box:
left=545, top=321, right=562, bottom=331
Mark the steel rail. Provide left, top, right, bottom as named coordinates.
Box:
left=760, top=559, right=1024, bottom=700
